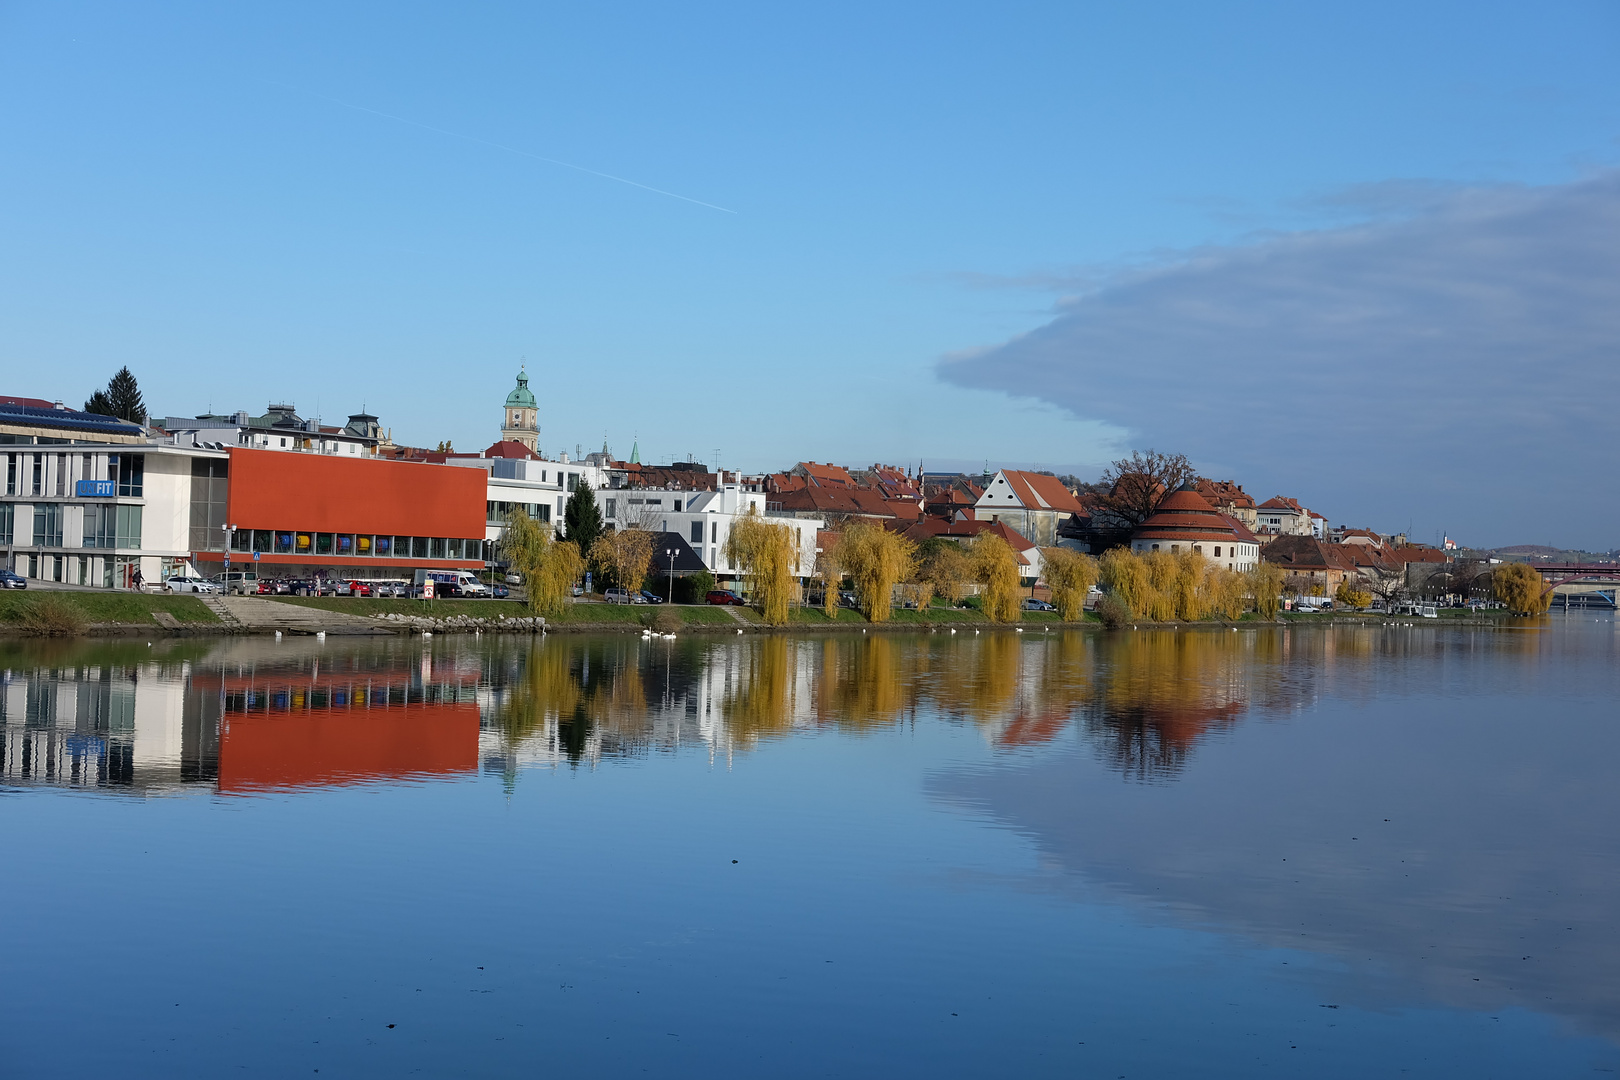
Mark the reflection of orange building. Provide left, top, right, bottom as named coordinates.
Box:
left=219, top=703, right=479, bottom=792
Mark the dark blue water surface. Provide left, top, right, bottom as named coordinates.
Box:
left=3, top=617, right=1618, bottom=1077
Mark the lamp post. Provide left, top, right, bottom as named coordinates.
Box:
left=665, top=548, right=675, bottom=603
left=222, top=523, right=236, bottom=587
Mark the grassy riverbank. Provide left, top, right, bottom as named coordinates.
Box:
left=0, top=591, right=219, bottom=634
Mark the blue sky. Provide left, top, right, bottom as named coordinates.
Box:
left=2, top=2, right=1617, bottom=546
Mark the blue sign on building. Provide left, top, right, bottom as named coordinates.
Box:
left=75, top=479, right=116, bottom=497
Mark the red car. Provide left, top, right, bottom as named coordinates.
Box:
left=706, top=589, right=748, bottom=606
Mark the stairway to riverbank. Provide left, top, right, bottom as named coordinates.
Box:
left=212, top=597, right=392, bottom=635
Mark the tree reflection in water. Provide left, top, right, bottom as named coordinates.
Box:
left=484, top=628, right=1320, bottom=779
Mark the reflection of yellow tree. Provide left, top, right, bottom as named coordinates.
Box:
left=817, top=635, right=907, bottom=731
left=1087, top=630, right=1272, bottom=778
left=723, top=635, right=797, bottom=740
left=494, top=641, right=582, bottom=747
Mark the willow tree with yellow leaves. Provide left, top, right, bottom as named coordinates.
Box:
left=837, top=521, right=916, bottom=623
left=501, top=508, right=585, bottom=618
left=1039, top=546, right=1098, bottom=621
left=973, top=531, right=1022, bottom=623
left=725, top=507, right=802, bottom=625
left=1142, top=550, right=1179, bottom=622
left=1492, top=561, right=1552, bottom=615
left=1246, top=561, right=1285, bottom=618
left=815, top=540, right=841, bottom=618
left=1099, top=547, right=1151, bottom=618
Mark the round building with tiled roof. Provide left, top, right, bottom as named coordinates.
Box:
left=1130, top=488, right=1260, bottom=571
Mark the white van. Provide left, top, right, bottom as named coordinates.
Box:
left=412, top=569, right=488, bottom=598
left=215, top=570, right=260, bottom=596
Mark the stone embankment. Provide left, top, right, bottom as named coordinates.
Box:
left=371, top=611, right=546, bottom=634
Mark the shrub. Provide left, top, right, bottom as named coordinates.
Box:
left=1095, top=595, right=1130, bottom=630
left=20, top=595, right=89, bottom=637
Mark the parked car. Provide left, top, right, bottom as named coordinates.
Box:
left=605, top=587, right=648, bottom=604
left=1022, top=598, right=1056, bottom=612
left=334, top=580, right=372, bottom=597
left=706, top=589, right=748, bottom=606
left=490, top=584, right=511, bottom=599
left=375, top=581, right=407, bottom=598
left=0, top=569, right=27, bottom=590
left=639, top=590, right=665, bottom=604
left=284, top=578, right=318, bottom=596
left=840, top=591, right=858, bottom=608
left=165, top=576, right=217, bottom=594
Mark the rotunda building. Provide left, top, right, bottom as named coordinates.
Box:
left=1130, top=488, right=1260, bottom=572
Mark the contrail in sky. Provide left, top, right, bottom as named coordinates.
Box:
left=272, top=83, right=737, bottom=214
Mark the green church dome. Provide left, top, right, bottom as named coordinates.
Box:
left=505, top=369, right=536, bottom=408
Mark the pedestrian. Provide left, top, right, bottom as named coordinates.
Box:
left=132, top=567, right=143, bottom=591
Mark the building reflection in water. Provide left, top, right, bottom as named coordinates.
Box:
left=0, top=625, right=1409, bottom=796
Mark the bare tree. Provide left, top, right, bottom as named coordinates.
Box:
left=1094, top=450, right=1195, bottom=529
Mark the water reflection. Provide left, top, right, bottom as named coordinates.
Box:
left=2, top=627, right=1341, bottom=795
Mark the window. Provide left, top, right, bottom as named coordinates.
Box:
left=296, top=534, right=311, bottom=552
left=83, top=505, right=116, bottom=548
left=253, top=529, right=272, bottom=553
left=710, top=522, right=717, bottom=543
left=112, top=454, right=145, bottom=497
left=412, top=537, right=429, bottom=559
left=0, top=503, right=12, bottom=545
left=430, top=537, right=446, bottom=559
left=358, top=535, right=372, bottom=556
left=32, top=453, right=43, bottom=495
left=276, top=532, right=294, bottom=554
left=1214, top=546, right=1222, bottom=557
left=54, top=453, right=67, bottom=496
left=1151, top=544, right=1160, bottom=552
left=673, top=500, right=682, bottom=512
left=374, top=536, right=391, bottom=556
left=690, top=521, right=703, bottom=543
left=336, top=534, right=353, bottom=555
left=115, top=506, right=142, bottom=549
left=315, top=533, right=333, bottom=555
left=232, top=529, right=252, bottom=553
left=33, top=504, right=63, bottom=546
left=5, top=453, right=15, bottom=495
left=605, top=498, right=617, bottom=520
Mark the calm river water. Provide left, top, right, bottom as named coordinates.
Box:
left=3, top=617, right=1618, bottom=1077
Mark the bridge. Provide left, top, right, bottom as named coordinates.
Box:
left=1534, top=564, right=1620, bottom=609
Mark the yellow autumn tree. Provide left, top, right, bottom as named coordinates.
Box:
left=501, top=508, right=550, bottom=600
left=920, top=540, right=972, bottom=603
left=724, top=507, right=801, bottom=625
left=1492, top=561, right=1551, bottom=615
left=1172, top=550, right=1208, bottom=621
left=1040, top=546, right=1098, bottom=622
left=1334, top=582, right=1373, bottom=610
left=1142, top=550, right=1179, bottom=621
left=1203, top=566, right=1249, bottom=620
left=816, top=539, right=841, bottom=618
left=838, top=521, right=917, bottom=623
left=532, top=540, right=584, bottom=618
left=1247, top=561, right=1285, bottom=618
left=973, top=531, right=1022, bottom=623
left=590, top=528, right=654, bottom=599
left=1099, top=547, right=1151, bottom=618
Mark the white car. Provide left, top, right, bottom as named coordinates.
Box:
left=165, top=576, right=218, bottom=594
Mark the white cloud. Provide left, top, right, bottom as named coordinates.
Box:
left=937, top=172, right=1620, bottom=548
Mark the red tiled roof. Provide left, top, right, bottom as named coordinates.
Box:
left=1134, top=490, right=1250, bottom=544
left=797, top=461, right=855, bottom=488
left=1194, top=478, right=1257, bottom=511
left=483, top=439, right=538, bottom=460
left=1259, top=496, right=1306, bottom=512
left=1261, top=535, right=1360, bottom=573
left=983, top=470, right=1085, bottom=515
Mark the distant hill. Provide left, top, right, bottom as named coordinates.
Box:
left=1493, top=545, right=1563, bottom=557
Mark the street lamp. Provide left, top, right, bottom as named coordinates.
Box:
left=222, top=523, right=236, bottom=582
left=665, top=548, right=675, bottom=603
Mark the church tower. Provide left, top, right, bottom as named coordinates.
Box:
left=502, top=367, right=539, bottom=452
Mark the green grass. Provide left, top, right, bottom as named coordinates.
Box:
left=0, top=590, right=218, bottom=631
left=272, top=596, right=738, bottom=626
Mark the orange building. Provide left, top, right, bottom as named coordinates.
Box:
left=196, top=447, right=486, bottom=577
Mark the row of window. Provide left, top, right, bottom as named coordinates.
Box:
left=0, top=504, right=143, bottom=549
left=226, top=529, right=483, bottom=560
left=487, top=500, right=553, bottom=525
left=2, top=452, right=144, bottom=498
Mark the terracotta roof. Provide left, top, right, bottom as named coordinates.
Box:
left=1194, top=478, right=1257, bottom=511
left=483, top=439, right=539, bottom=460
left=902, top=517, right=1036, bottom=561
left=1259, top=496, right=1307, bottom=512
left=1133, top=490, right=1252, bottom=544
left=796, top=461, right=855, bottom=488
left=982, top=469, right=1085, bottom=515
left=1261, top=535, right=1360, bottom=573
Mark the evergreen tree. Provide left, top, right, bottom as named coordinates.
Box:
left=84, top=367, right=146, bottom=424
left=562, top=482, right=603, bottom=554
